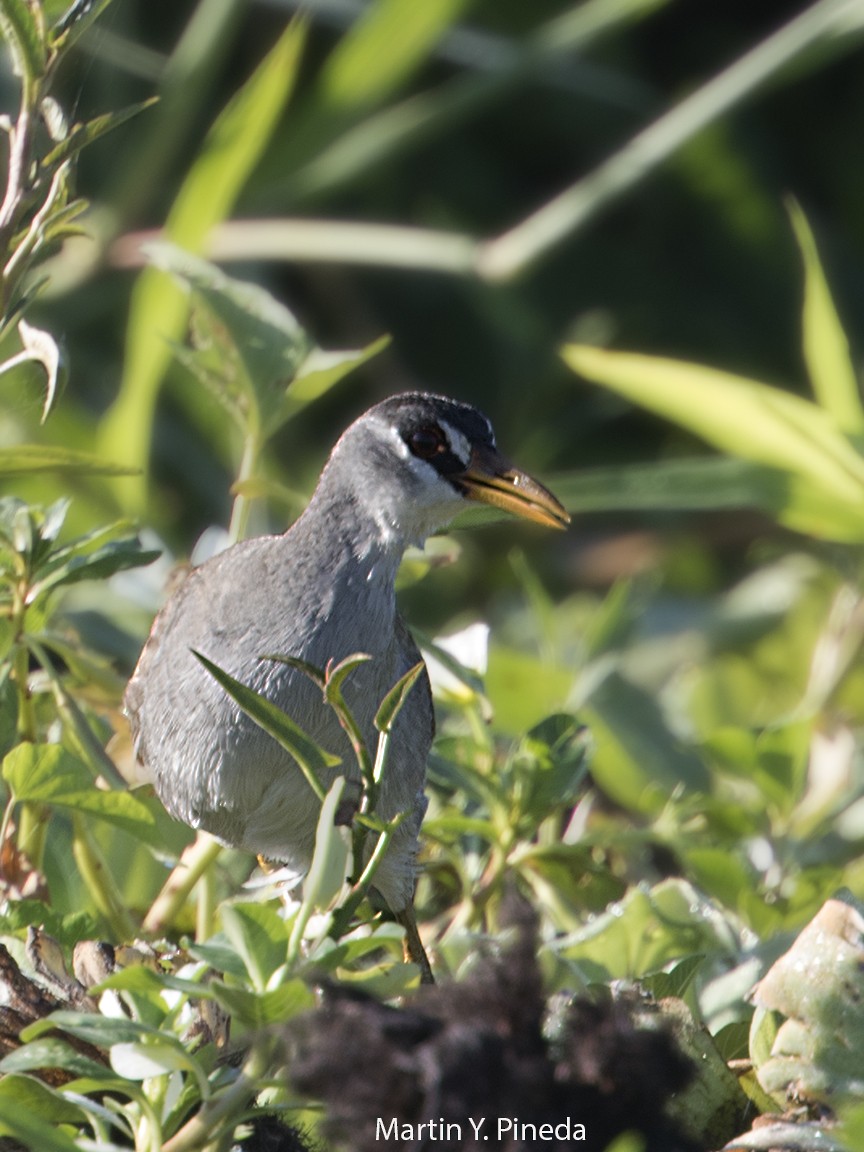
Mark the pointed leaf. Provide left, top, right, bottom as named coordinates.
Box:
left=0, top=1039, right=110, bottom=1082
left=290, top=335, right=390, bottom=410
left=145, top=242, right=312, bottom=430
left=0, top=0, right=46, bottom=82
left=788, top=199, right=864, bottom=436
left=562, top=343, right=864, bottom=509
left=320, top=0, right=467, bottom=110
left=324, top=652, right=372, bottom=701
left=51, top=0, right=116, bottom=53
left=27, top=535, right=161, bottom=601
left=40, top=98, right=158, bottom=169
left=2, top=744, right=164, bottom=845
left=17, top=320, right=67, bottom=421
left=220, top=903, right=288, bottom=993
left=101, top=19, right=307, bottom=498
left=303, top=775, right=351, bottom=910
left=0, top=444, right=138, bottom=477
left=263, top=652, right=326, bottom=691
left=194, top=651, right=339, bottom=802
left=21, top=1009, right=151, bottom=1046
left=375, top=661, right=425, bottom=733
left=0, top=1098, right=81, bottom=1152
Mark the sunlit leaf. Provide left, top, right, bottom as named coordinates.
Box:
left=211, top=978, right=313, bottom=1027
left=0, top=1098, right=81, bottom=1152
left=40, top=98, right=157, bottom=169
left=2, top=744, right=163, bottom=845
left=0, top=1038, right=110, bottom=1082
left=303, top=775, right=351, bottom=910
left=562, top=343, right=864, bottom=535
left=374, top=661, right=424, bottom=733
left=320, top=0, right=468, bottom=110
left=220, top=902, right=289, bottom=993
left=50, top=0, right=116, bottom=53
left=109, top=1039, right=194, bottom=1081
left=560, top=879, right=734, bottom=981
left=0, top=444, right=137, bottom=477
left=101, top=18, right=307, bottom=502
left=16, top=320, right=66, bottom=421
left=0, top=0, right=46, bottom=83
left=144, top=243, right=312, bottom=435
left=788, top=198, right=864, bottom=436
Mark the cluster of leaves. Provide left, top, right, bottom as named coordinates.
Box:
left=0, top=0, right=154, bottom=478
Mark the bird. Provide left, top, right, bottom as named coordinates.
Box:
left=125, top=392, right=569, bottom=982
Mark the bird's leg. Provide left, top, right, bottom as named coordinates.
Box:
left=395, top=902, right=434, bottom=984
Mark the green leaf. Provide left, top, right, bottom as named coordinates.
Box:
left=220, top=902, right=289, bottom=993
left=145, top=242, right=312, bottom=435
left=100, top=18, right=307, bottom=503
left=0, top=899, right=97, bottom=944
left=27, top=521, right=160, bottom=601
left=324, top=652, right=372, bottom=701
left=0, top=444, right=138, bottom=477
left=50, top=0, right=116, bottom=53
left=194, top=651, right=340, bottom=802
left=40, top=97, right=158, bottom=169
left=21, top=1009, right=151, bottom=1046
left=581, top=670, right=710, bottom=814
left=16, top=320, right=66, bottom=422
left=548, top=456, right=791, bottom=515
left=560, top=879, right=734, bottom=982
left=0, top=1038, right=111, bottom=1082
left=303, top=776, right=351, bottom=910
left=109, top=1038, right=198, bottom=1081
left=2, top=744, right=163, bottom=845
left=788, top=198, right=864, bottom=436
left=211, top=978, right=312, bottom=1027
left=0, top=1073, right=87, bottom=1124
left=374, top=661, right=424, bottom=733
left=0, top=1097, right=81, bottom=1152
left=561, top=343, right=864, bottom=531
left=642, top=954, right=705, bottom=1000
left=485, top=645, right=575, bottom=735
left=320, top=0, right=468, bottom=110
left=291, top=336, right=390, bottom=409
left=0, top=0, right=46, bottom=83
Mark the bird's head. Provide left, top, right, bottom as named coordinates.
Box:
left=320, top=392, right=570, bottom=548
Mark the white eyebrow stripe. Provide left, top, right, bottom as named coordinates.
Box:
left=439, top=419, right=472, bottom=467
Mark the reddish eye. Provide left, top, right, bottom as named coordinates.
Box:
left=409, top=426, right=446, bottom=459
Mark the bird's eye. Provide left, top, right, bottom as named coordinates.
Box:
left=408, top=425, right=446, bottom=459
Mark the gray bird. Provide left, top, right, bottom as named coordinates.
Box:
left=126, top=392, right=569, bottom=981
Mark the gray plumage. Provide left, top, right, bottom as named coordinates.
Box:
left=126, top=392, right=568, bottom=939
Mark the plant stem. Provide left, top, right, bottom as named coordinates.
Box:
left=142, top=832, right=223, bottom=936
left=72, top=815, right=138, bottom=941
left=162, top=1034, right=275, bottom=1152
left=227, top=428, right=261, bottom=545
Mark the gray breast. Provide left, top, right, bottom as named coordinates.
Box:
left=125, top=531, right=433, bottom=912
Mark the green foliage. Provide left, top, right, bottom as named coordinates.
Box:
left=561, top=207, right=864, bottom=541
